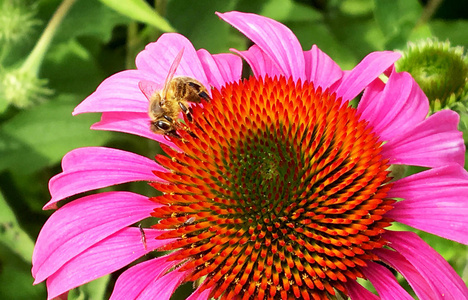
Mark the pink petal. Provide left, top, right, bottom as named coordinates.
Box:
left=45, top=228, right=172, bottom=300
left=197, top=49, right=242, bottom=90
left=359, top=77, right=385, bottom=109
left=384, top=230, right=468, bottom=299
left=374, top=248, right=436, bottom=300
left=358, top=70, right=429, bottom=142
left=386, top=164, right=468, bottom=244
left=33, top=192, right=158, bottom=283
left=135, top=33, right=210, bottom=91
left=230, top=45, right=283, bottom=79
left=73, top=70, right=152, bottom=115
left=47, top=147, right=166, bottom=209
left=110, top=255, right=179, bottom=300
left=346, top=279, right=379, bottom=300
left=91, top=112, right=179, bottom=150
left=382, top=110, right=465, bottom=168
left=333, top=51, right=401, bottom=102
left=137, top=268, right=188, bottom=299
left=303, top=45, right=343, bottom=90
left=218, top=11, right=306, bottom=81
left=362, top=261, right=413, bottom=299
left=187, top=285, right=212, bottom=300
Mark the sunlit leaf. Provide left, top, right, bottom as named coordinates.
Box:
left=340, top=0, right=374, bottom=16
left=98, top=0, right=175, bottom=32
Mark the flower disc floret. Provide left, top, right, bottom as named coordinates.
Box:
left=150, top=75, right=395, bottom=299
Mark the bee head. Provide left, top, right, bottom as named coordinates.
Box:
left=148, top=94, right=165, bottom=119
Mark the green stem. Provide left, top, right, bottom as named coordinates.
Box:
left=155, top=0, right=167, bottom=16
left=20, top=0, right=77, bottom=74
left=417, top=0, right=444, bottom=26
left=149, top=0, right=168, bottom=40
left=126, top=22, right=139, bottom=69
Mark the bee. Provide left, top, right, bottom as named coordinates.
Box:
left=139, top=48, right=210, bottom=137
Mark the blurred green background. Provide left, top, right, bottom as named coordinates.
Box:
left=0, top=0, right=467, bottom=299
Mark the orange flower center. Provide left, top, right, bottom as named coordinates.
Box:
left=151, top=76, right=395, bottom=300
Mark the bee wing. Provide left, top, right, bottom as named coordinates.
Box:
left=138, top=80, right=162, bottom=101
left=162, top=48, right=185, bottom=97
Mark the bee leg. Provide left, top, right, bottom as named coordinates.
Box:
left=187, top=82, right=211, bottom=102
left=178, top=102, right=193, bottom=122
left=198, top=91, right=210, bottom=102
left=164, top=115, right=174, bottom=123
left=188, top=106, right=194, bottom=120
left=166, top=130, right=181, bottom=139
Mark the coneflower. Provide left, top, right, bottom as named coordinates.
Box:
left=32, top=11, right=468, bottom=300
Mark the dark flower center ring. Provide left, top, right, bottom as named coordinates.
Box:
left=150, top=76, right=395, bottom=299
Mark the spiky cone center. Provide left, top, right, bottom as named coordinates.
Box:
left=151, top=76, right=395, bottom=300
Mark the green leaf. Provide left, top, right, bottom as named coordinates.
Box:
left=0, top=191, right=35, bottom=263
left=430, top=20, right=468, bottom=49
left=340, top=0, right=374, bottom=16
left=68, top=275, right=110, bottom=300
left=0, top=96, right=9, bottom=114
left=374, top=0, right=422, bottom=36
left=53, top=0, right=132, bottom=44
left=287, top=22, right=358, bottom=70
left=0, top=258, right=45, bottom=300
left=0, top=94, right=111, bottom=174
left=374, top=0, right=423, bottom=49
left=374, top=0, right=399, bottom=36
left=166, top=0, right=240, bottom=53
left=98, top=0, right=175, bottom=32
left=259, top=0, right=322, bottom=22
left=407, top=23, right=432, bottom=43
left=43, top=38, right=105, bottom=95
left=327, top=16, right=386, bottom=62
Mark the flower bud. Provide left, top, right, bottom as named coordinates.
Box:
left=0, top=0, right=39, bottom=45
left=396, top=39, right=468, bottom=112
left=0, top=68, right=52, bottom=108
